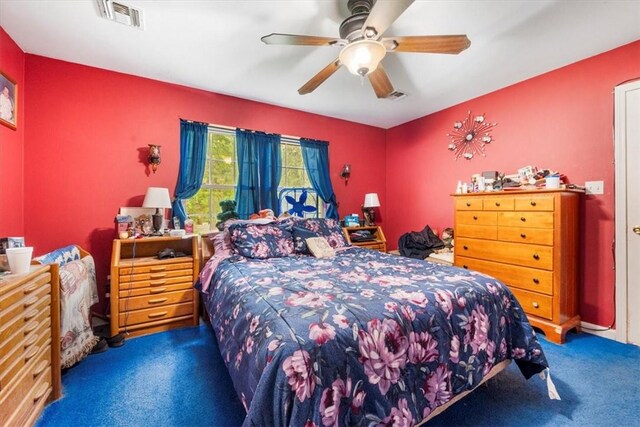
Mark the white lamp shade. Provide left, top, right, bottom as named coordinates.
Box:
left=142, top=187, right=172, bottom=209
left=363, top=193, right=380, bottom=208
left=339, top=40, right=387, bottom=76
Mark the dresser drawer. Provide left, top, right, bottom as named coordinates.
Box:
left=119, top=260, right=193, bottom=276
left=510, top=288, right=553, bottom=320
left=0, top=292, right=51, bottom=343
left=0, top=321, right=50, bottom=393
left=0, top=273, right=51, bottom=311
left=456, top=256, right=553, bottom=295
left=0, top=346, right=52, bottom=427
left=514, top=195, right=554, bottom=211
left=456, top=237, right=553, bottom=270
left=0, top=285, right=50, bottom=337
left=355, top=242, right=386, bottom=252
left=119, top=282, right=194, bottom=298
left=456, top=211, right=497, bottom=226
left=118, top=302, right=193, bottom=327
left=456, top=224, right=497, bottom=240
left=498, top=212, right=554, bottom=229
left=118, top=275, right=194, bottom=291
left=455, top=198, right=483, bottom=211
left=482, top=197, right=514, bottom=211
left=498, top=227, right=554, bottom=246
left=119, top=268, right=193, bottom=284
left=119, top=289, right=193, bottom=312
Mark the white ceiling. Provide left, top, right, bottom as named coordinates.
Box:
left=1, top=0, right=639, bottom=129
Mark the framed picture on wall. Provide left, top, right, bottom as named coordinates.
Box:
left=0, top=70, right=17, bottom=130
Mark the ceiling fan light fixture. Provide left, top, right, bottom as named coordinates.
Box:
left=339, top=40, right=386, bottom=76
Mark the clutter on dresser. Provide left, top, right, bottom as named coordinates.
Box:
left=456, top=165, right=571, bottom=194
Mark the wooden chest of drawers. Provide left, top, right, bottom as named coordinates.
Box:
left=110, top=237, right=199, bottom=338
left=453, top=189, right=582, bottom=343
left=0, top=265, right=61, bottom=427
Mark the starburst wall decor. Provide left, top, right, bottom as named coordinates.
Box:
left=447, top=111, right=497, bottom=160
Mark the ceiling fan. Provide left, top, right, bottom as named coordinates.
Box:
left=261, top=0, right=471, bottom=98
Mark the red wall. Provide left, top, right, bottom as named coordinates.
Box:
left=0, top=27, right=25, bottom=236
left=23, top=56, right=386, bottom=313
left=385, top=40, right=640, bottom=326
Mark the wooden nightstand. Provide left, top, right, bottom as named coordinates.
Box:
left=342, top=225, right=387, bottom=252
left=110, top=236, right=199, bottom=338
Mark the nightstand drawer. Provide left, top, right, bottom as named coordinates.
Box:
left=117, top=275, right=194, bottom=291
left=119, top=282, right=194, bottom=298
left=455, top=198, right=483, bottom=211
left=118, top=268, right=193, bottom=284
left=119, top=261, right=193, bottom=276
left=498, top=227, right=554, bottom=246
left=498, top=212, right=554, bottom=229
left=119, top=290, right=193, bottom=312
left=456, top=237, right=553, bottom=270
left=118, top=302, right=193, bottom=327
left=457, top=256, right=553, bottom=295
left=356, top=242, right=386, bottom=252
left=510, top=288, right=553, bottom=320
left=456, top=224, right=497, bottom=240
left=0, top=273, right=51, bottom=311
left=455, top=211, right=497, bottom=226
left=514, top=196, right=554, bottom=211
left=482, top=197, right=514, bottom=211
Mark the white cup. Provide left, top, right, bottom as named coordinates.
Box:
left=6, top=247, right=33, bottom=275
left=546, top=176, right=561, bottom=189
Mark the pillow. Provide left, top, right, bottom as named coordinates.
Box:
left=209, top=230, right=233, bottom=254
left=228, top=222, right=294, bottom=259
left=306, top=237, right=335, bottom=258
left=292, top=218, right=350, bottom=254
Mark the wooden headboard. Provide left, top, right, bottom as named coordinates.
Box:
left=200, top=232, right=216, bottom=270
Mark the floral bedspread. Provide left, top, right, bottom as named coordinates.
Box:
left=201, top=247, right=548, bottom=426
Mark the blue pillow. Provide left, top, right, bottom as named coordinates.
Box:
left=228, top=222, right=294, bottom=259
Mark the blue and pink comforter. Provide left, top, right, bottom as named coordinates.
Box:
left=200, top=247, right=547, bottom=426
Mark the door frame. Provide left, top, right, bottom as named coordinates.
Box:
left=614, top=80, right=640, bottom=344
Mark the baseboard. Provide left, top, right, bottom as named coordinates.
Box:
left=580, top=321, right=617, bottom=341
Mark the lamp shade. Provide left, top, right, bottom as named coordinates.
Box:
left=339, top=40, right=387, bottom=76
left=142, top=187, right=172, bottom=209
left=363, top=193, right=380, bottom=208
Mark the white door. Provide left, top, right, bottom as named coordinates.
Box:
left=615, top=80, right=640, bottom=345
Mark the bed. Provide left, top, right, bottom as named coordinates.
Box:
left=198, top=218, right=549, bottom=426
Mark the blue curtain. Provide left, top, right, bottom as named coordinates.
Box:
left=172, top=119, right=208, bottom=225
left=300, top=138, right=339, bottom=219
left=235, top=129, right=282, bottom=219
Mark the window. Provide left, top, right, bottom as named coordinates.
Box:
left=185, top=127, right=324, bottom=227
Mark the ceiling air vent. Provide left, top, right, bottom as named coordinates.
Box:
left=96, top=0, right=143, bottom=29
left=387, top=90, right=408, bottom=101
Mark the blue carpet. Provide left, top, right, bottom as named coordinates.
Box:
left=37, top=326, right=639, bottom=426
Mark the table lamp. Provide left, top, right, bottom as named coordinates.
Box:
left=362, top=193, right=380, bottom=226
left=142, top=187, right=172, bottom=234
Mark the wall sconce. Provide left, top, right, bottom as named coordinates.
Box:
left=340, top=164, right=351, bottom=184
left=148, top=144, right=161, bottom=173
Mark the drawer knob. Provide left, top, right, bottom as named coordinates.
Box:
left=33, top=360, right=48, bottom=378
left=23, top=283, right=38, bottom=294
left=150, top=267, right=166, bottom=272
left=148, top=297, right=168, bottom=305
left=520, top=217, right=527, bottom=222
left=33, top=382, right=49, bottom=402
left=520, top=233, right=527, bottom=238
left=149, top=287, right=167, bottom=294
left=532, top=302, right=540, bottom=309
left=530, top=201, right=537, bottom=206
left=533, top=254, right=540, bottom=260
left=24, top=333, right=38, bottom=349
left=24, top=308, right=39, bottom=321
left=25, top=345, right=40, bottom=362
left=463, top=245, right=468, bottom=250
left=23, top=295, right=38, bottom=308
left=24, top=320, right=39, bottom=335
left=495, top=202, right=501, bottom=207
left=463, top=265, right=468, bottom=269
left=473, top=215, right=478, bottom=220
left=533, top=278, right=540, bottom=284
left=148, top=311, right=168, bottom=319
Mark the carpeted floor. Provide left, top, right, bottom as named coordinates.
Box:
left=37, top=325, right=640, bottom=427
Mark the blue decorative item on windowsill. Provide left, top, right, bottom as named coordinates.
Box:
left=286, top=190, right=317, bottom=217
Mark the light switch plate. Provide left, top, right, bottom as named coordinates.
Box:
left=585, top=181, right=604, bottom=195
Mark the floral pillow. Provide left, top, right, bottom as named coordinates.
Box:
left=292, top=218, right=350, bottom=254
left=229, top=222, right=294, bottom=259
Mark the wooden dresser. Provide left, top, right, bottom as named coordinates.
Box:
left=0, top=265, right=61, bottom=427
left=110, top=236, right=200, bottom=338
left=453, top=189, right=582, bottom=343
left=343, top=225, right=387, bottom=252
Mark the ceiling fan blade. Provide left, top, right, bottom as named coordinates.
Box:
left=298, top=59, right=342, bottom=95
left=261, top=33, right=342, bottom=46
left=368, top=64, right=394, bottom=99
left=383, top=35, right=471, bottom=54
left=362, top=0, right=414, bottom=38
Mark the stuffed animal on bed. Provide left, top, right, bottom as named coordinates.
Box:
left=215, top=199, right=239, bottom=230
left=250, top=209, right=276, bottom=220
